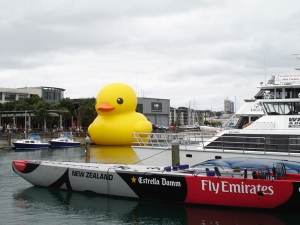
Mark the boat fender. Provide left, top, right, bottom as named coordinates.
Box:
left=178, top=164, right=189, bottom=170
left=164, top=166, right=171, bottom=172
left=206, top=169, right=216, bottom=177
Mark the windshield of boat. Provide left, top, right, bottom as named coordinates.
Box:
left=255, top=88, right=300, bottom=99
left=263, top=102, right=300, bottom=115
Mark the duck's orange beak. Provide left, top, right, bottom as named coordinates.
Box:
left=97, top=102, right=115, bottom=112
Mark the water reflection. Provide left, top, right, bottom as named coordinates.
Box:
left=90, top=145, right=142, bottom=164
left=13, top=186, right=300, bottom=225
left=13, top=145, right=142, bottom=165
left=13, top=147, right=86, bottom=161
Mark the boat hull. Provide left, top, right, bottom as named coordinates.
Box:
left=49, top=141, right=80, bottom=148
left=13, top=143, right=50, bottom=149
left=12, top=160, right=300, bottom=211
left=132, top=145, right=300, bottom=166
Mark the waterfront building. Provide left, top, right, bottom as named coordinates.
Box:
left=136, top=97, right=170, bottom=126
left=0, top=86, right=65, bottom=104
left=169, top=107, right=203, bottom=126
left=1, top=86, right=208, bottom=128
left=224, top=97, right=234, bottom=113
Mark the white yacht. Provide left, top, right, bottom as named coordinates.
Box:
left=131, top=68, right=300, bottom=166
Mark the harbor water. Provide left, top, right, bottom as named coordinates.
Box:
left=2, top=147, right=300, bottom=225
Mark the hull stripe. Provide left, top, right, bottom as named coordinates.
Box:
left=48, top=168, right=72, bottom=190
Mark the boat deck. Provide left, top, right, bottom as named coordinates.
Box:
left=39, top=160, right=297, bottom=181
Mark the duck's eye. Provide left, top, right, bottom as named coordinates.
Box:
left=117, top=98, right=123, bottom=104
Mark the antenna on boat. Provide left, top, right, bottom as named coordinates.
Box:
left=234, top=96, right=236, bottom=113
left=264, top=56, right=266, bottom=85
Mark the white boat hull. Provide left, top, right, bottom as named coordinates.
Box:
left=132, top=146, right=300, bottom=166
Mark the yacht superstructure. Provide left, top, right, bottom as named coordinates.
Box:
left=131, top=58, right=300, bottom=166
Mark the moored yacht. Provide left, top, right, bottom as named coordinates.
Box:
left=131, top=64, right=300, bottom=166
left=13, top=134, right=50, bottom=149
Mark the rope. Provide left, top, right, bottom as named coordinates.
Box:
left=132, top=148, right=170, bottom=165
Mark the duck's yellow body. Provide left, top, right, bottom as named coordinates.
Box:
left=88, top=83, right=152, bottom=146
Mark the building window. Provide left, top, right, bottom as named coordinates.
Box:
left=18, top=94, right=27, bottom=100
left=0, top=92, right=2, bottom=100
left=44, top=92, right=49, bottom=99
left=5, top=93, right=16, bottom=101
left=57, top=93, right=61, bottom=101
left=49, top=92, right=55, bottom=100
left=136, top=104, right=143, bottom=113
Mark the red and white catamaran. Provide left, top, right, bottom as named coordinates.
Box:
left=12, top=159, right=300, bottom=211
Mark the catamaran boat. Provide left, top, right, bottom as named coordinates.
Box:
left=11, top=158, right=300, bottom=211
left=131, top=72, right=300, bottom=166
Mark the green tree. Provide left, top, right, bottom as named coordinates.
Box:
left=56, top=98, right=76, bottom=129
left=14, top=100, right=32, bottom=111
left=32, top=101, right=54, bottom=131
left=23, top=95, right=43, bottom=108
left=3, top=101, right=15, bottom=111
left=215, top=111, right=223, bottom=117
left=57, top=98, right=75, bottom=113
left=74, top=98, right=97, bottom=129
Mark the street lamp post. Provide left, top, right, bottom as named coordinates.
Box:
left=24, top=111, right=27, bottom=138
left=85, top=136, right=91, bottom=163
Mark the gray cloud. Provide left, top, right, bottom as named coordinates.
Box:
left=1, top=0, right=300, bottom=111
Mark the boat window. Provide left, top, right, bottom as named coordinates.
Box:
left=25, top=141, right=29, bottom=143
left=263, top=90, right=274, bottom=99
left=264, top=103, right=278, bottom=114
left=254, top=89, right=265, bottom=99
left=279, top=103, right=292, bottom=114
left=263, top=102, right=293, bottom=115
left=285, top=88, right=294, bottom=99
left=30, top=141, right=34, bottom=143
left=275, top=88, right=283, bottom=99
left=294, top=102, right=300, bottom=114
left=294, top=88, right=300, bottom=98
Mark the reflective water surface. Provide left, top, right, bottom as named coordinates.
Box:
left=1, top=147, right=300, bottom=224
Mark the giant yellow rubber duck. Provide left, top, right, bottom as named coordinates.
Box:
left=88, top=83, right=152, bottom=145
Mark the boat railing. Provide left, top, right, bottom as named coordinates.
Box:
left=204, top=136, right=267, bottom=153
left=132, top=133, right=300, bottom=155
left=132, top=132, right=215, bottom=149
left=204, top=136, right=300, bottom=154
left=288, top=138, right=300, bottom=154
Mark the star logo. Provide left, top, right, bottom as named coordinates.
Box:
left=131, top=176, right=136, bottom=183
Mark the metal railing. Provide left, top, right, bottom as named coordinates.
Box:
left=204, top=136, right=266, bottom=153
left=288, top=138, right=300, bottom=155
left=132, top=132, right=300, bottom=155
left=132, top=132, right=216, bottom=149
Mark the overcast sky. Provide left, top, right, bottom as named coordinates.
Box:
left=1, top=1, right=300, bottom=111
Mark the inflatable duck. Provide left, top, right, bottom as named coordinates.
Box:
left=88, top=83, right=152, bottom=145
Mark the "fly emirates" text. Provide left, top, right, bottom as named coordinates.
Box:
left=201, top=180, right=274, bottom=195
